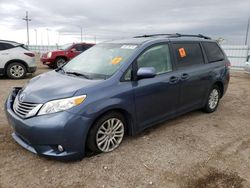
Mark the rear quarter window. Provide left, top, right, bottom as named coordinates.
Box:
left=202, top=42, right=224, bottom=63
left=1, top=43, right=14, bottom=50
left=172, top=43, right=204, bottom=67
left=0, top=43, right=14, bottom=50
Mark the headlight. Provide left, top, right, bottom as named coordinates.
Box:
left=47, top=52, right=52, bottom=58
left=38, top=95, right=86, bottom=115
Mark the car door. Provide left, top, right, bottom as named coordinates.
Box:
left=171, top=42, right=210, bottom=112
left=133, top=43, right=180, bottom=129
left=68, top=44, right=82, bottom=59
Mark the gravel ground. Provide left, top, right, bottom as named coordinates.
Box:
left=0, top=62, right=250, bottom=188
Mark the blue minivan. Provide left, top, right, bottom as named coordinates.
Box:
left=5, top=34, right=230, bottom=160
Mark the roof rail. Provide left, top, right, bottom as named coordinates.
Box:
left=134, top=33, right=211, bottom=40
left=134, top=34, right=176, bottom=38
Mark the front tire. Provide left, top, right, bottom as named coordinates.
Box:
left=55, top=57, right=66, bottom=68
left=203, top=85, right=221, bottom=113
left=87, top=112, right=126, bottom=153
left=6, top=62, right=27, bottom=79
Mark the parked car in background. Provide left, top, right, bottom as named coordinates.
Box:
left=40, top=42, right=94, bottom=68
left=0, top=40, right=36, bottom=79
left=5, top=34, right=230, bottom=160
left=244, top=55, right=250, bottom=74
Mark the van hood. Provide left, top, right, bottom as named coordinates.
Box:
left=19, top=71, right=102, bottom=104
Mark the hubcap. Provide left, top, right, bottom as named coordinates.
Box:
left=10, top=65, right=24, bottom=78
left=208, top=89, right=219, bottom=109
left=96, top=118, right=124, bottom=152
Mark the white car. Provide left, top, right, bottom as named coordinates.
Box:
left=245, top=55, right=250, bottom=74
left=0, top=40, right=37, bottom=79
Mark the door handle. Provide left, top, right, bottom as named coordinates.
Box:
left=181, top=73, right=189, bottom=80
left=169, top=76, right=179, bottom=84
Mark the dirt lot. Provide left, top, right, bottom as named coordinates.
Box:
left=0, top=63, right=250, bottom=188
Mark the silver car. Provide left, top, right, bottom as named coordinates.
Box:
left=0, top=40, right=37, bottom=79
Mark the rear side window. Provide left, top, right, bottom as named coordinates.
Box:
left=74, top=44, right=84, bottom=51
left=0, top=42, right=14, bottom=51
left=202, top=42, right=224, bottom=63
left=172, top=43, right=204, bottom=67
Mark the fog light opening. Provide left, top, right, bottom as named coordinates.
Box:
left=57, top=145, right=64, bottom=152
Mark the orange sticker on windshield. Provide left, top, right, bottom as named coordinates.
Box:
left=179, top=48, right=186, bottom=58
left=111, top=57, right=123, bottom=65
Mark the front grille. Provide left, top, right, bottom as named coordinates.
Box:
left=13, top=97, right=41, bottom=118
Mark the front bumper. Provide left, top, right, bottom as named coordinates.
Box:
left=40, top=57, right=54, bottom=65
left=4, top=88, right=92, bottom=160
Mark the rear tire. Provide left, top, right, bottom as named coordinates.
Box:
left=87, top=112, right=126, bottom=153
left=6, top=62, right=27, bottom=79
left=203, top=85, right=221, bottom=113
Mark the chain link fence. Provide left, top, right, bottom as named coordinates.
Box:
left=28, top=45, right=59, bottom=54
left=221, top=45, right=250, bottom=68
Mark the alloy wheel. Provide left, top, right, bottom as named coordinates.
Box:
left=96, top=118, right=124, bottom=152
left=10, top=65, right=25, bottom=78
left=208, top=89, right=219, bottom=109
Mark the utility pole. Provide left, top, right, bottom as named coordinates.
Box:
left=34, top=29, right=37, bottom=46
left=80, top=27, right=83, bottom=42
left=245, top=17, right=250, bottom=45
left=46, top=28, right=50, bottom=46
left=22, top=11, right=31, bottom=47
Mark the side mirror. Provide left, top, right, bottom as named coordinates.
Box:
left=137, top=67, right=156, bottom=79
left=71, top=48, right=77, bottom=52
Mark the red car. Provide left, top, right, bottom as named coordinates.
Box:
left=41, top=42, right=94, bottom=68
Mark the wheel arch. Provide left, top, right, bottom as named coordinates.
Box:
left=213, top=81, right=224, bottom=98
left=55, top=56, right=68, bottom=62
left=90, top=108, right=134, bottom=136
left=4, top=59, right=28, bottom=74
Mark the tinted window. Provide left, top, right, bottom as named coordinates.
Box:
left=0, top=42, right=14, bottom=51
left=137, top=44, right=172, bottom=74
left=83, top=44, right=93, bottom=50
left=172, top=43, right=204, bottom=67
left=74, top=44, right=84, bottom=51
left=202, top=42, right=224, bottom=63
left=74, top=44, right=93, bottom=52
left=0, top=43, right=5, bottom=51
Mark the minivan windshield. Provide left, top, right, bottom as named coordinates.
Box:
left=62, top=43, right=138, bottom=79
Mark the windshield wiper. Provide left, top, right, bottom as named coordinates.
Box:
left=56, top=66, right=65, bottom=73
left=65, top=71, right=90, bottom=79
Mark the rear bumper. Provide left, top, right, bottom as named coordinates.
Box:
left=4, top=88, right=92, bottom=160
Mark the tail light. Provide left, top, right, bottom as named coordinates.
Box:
left=24, top=52, right=35, bottom=57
